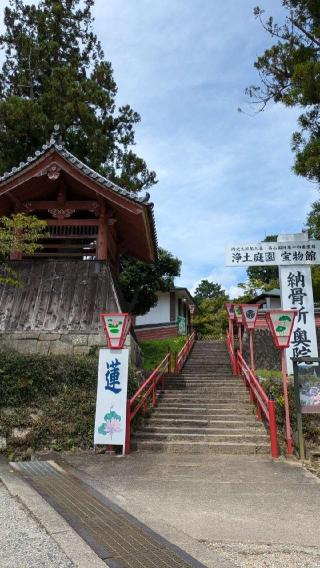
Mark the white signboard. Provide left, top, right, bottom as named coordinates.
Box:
left=280, top=266, right=318, bottom=374
left=94, top=348, right=129, bottom=448
left=225, top=241, right=320, bottom=267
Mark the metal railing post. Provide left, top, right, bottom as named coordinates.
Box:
left=268, top=393, right=279, bottom=458
left=125, top=400, right=131, bottom=455
left=167, top=349, right=171, bottom=374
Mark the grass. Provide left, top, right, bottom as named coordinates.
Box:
left=140, top=336, right=187, bottom=371
left=256, top=368, right=283, bottom=380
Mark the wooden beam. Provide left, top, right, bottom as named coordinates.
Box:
left=46, top=219, right=100, bottom=226
left=23, top=200, right=99, bottom=211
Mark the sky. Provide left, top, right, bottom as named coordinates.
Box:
left=1, top=1, right=319, bottom=297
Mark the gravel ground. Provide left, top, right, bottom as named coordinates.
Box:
left=208, top=542, right=320, bottom=568
left=0, top=482, right=75, bottom=568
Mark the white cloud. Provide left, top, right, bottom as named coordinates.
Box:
left=0, top=0, right=318, bottom=295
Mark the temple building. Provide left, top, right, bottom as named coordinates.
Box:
left=0, top=132, right=157, bottom=356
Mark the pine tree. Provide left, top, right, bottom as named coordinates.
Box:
left=246, top=1, right=320, bottom=184
left=0, top=0, right=157, bottom=193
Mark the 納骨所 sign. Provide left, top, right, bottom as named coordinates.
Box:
left=94, top=348, right=129, bottom=448
left=225, top=241, right=320, bottom=267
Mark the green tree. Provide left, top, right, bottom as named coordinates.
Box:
left=246, top=235, right=279, bottom=291
left=194, top=280, right=227, bottom=302
left=193, top=294, right=229, bottom=339
left=0, top=213, right=46, bottom=284
left=246, top=1, right=320, bottom=184
left=0, top=0, right=156, bottom=193
left=118, top=248, right=181, bottom=315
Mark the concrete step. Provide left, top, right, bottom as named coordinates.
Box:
left=145, top=419, right=264, bottom=430
left=149, top=417, right=258, bottom=427
left=157, top=400, right=254, bottom=414
left=134, top=431, right=269, bottom=443
left=134, top=440, right=270, bottom=455
left=153, top=408, right=256, bottom=417
left=160, top=395, right=248, bottom=403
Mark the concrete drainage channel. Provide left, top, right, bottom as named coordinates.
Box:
left=11, top=460, right=207, bottom=568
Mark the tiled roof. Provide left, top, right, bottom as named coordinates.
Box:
left=0, top=129, right=158, bottom=254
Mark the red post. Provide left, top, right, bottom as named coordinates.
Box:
left=268, top=394, right=279, bottom=458
left=281, top=349, right=293, bottom=455
left=125, top=400, right=131, bottom=455
left=167, top=350, right=171, bottom=374
left=249, top=329, right=255, bottom=372
left=238, top=323, right=242, bottom=355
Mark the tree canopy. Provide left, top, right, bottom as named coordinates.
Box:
left=194, top=280, right=227, bottom=302
left=0, top=1, right=182, bottom=313
left=0, top=0, right=156, bottom=193
left=247, top=1, right=320, bottom=184
left=0, top=213, right=46, bottom=284
left=192, top=280, right=229, bottom=338
left=118, top=248, right=181, bottom=316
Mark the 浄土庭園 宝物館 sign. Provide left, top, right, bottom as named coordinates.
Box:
left=225, top=233, right=319, bottom=374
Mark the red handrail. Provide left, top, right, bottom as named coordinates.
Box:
left=226, top=332, right=237, bottom=375
left=174, top=331, right=196, bottom=374
left=125, top=351, right=171, bottom=454
left=237, top=352, right=279, bottom=458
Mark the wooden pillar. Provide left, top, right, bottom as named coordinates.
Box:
left=96, top=205, right=108, bottom=260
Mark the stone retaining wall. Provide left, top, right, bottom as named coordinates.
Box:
left=242, top=327, right=320, bottom=371
left=0, top=331, right=142, bottom=366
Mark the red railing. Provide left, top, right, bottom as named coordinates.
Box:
left=237, top=352, right=279, bottom=458
left=174, top=331, right=196, bottom=373
left=125, top=332, right=195, bottom=454
left=226, top=332, right=237, bottom=375
left=125, top=351, right=170, bottom=454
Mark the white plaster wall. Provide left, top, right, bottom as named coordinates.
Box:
left=136, top=293, right=170, bottom=326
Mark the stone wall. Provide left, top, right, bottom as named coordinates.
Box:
left=242, top=329, right=281, bottom=371
left=242, top=327, right=320, bottom=371
left=0, top=331, right=143, bottom=367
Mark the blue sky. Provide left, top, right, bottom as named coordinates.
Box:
left=1, top=1, right=319, bottom=296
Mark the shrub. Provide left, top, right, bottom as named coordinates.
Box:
left=0, top=351, right=141, bottom=459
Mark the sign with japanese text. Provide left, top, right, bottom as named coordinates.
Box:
left=240, top=304, right=260, bottom=330
left=225, top=241, right=320, bottom=267
left=280, top=266, right=318, bottom=374
left=177, top=316, right=186, bottom=335
left=94, top=348, right=129, bottom=447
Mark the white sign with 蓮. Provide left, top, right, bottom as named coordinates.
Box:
left=94, top=348, right=129, bottom=448
left=225, top=241, right=320, bottom=267
left=280, top=266, right=318, bottom=374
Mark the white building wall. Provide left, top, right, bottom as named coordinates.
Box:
left=136, top=293, right=170, bottom=326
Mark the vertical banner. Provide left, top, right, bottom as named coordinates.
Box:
left=94, top=348, right=129, bottom=447
left=280, top=266, right=318, bottom=374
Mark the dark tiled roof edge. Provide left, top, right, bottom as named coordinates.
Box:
left=0, top=137, right=158, bottom=257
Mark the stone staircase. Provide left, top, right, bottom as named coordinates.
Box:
left=133, top=341, right=270, bottom=454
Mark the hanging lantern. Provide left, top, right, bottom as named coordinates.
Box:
left=224, top=302, right=235, bottom=320
left=189, top=304, right=196, bottom=315
left=100, top=313, right=132, bottom=349
left=240, top=304, right=260, bottom=330
left=265, top=310, right=297, bottom=349
left=233, top=304, right=244, bottom=324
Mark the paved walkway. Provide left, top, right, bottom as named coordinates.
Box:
left=0, top=481, right=74, bottom=568
left=62, top=452, right=320, bottom=568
